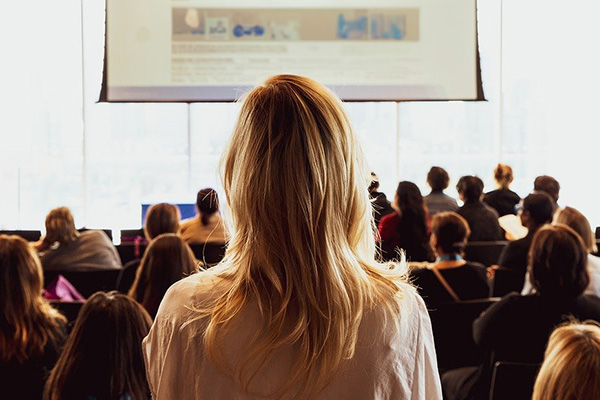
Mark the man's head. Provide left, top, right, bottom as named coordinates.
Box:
left=520, top=192, right=555, bottom=231
left=534, top=175, right=560, bottom=203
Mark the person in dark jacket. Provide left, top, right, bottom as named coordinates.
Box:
left=368, top=172, right=394, bottom=229
left=484, top=163, right=521, bottom=217
left=456, top=176, right=504, bottom=242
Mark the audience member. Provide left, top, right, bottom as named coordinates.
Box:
left=534, top=175, right=560, bottom=206
left=411, top=212, right=489, bottom=306
left=442, top=224, right=600, bottom=400
left=378, top=181, right=434, bottom=262
left=37, top=207, right=122, bottom=271
left=144, top=75, right=442, bottom=399
left=144, top=203, right=180, bottom=241
left=483, top=163, right=521, bottom=216
left=44, top=292, right=152, bottom=400
left=424, top=166, right=459, bottom=216
left=368, top=172, right=394, bottom=228
left=179, top=188, right=227, bottom=244
left=0, top=235, right=67, bottom=399
left=497, top=192, right=554, bottom=287
left=128, top=233, right=199, bottom=319
left=456, top=176, right=504, bottom=241
left=532, top=321, right=600, bottom=400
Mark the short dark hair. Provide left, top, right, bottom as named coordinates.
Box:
left=456, top=176, right=484, bottom=204
left=196, top=188, right=220, bottom=226
left=522, top=192, right=554, bottom=225
left=534, top=175, right=560, bottom=203
left=427, top=167, right=450, bottom=191
left=529, top=225, right=589, bottom=298
left=431, top=212, right=471, bottom=254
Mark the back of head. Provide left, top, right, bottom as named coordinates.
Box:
left=534, top=175, right=560, bottom=203
left=216, top=74, right=404, bottom=396
left=395, top=181, right=425, bottom=214
left=45, top=291, right=152, bottom=400
left=196, top=188, right=220, bottom=226
left=529, top=225, right=588, bottom=298
left=427, top=166, right=450, bottom=192
left=493, top=163, right=514, bottom=189
left=533, top=321, right=600, bottom=400
left=44, top=207, right=79, bottom=246
left=522, top=192, right=555, bottom=226
left=554, top=207, right=597, bottom=253
left=431, top=212, right=471, bottom=254
left=456, top=175, right=484, bottom=204
left=129, top=233, right=198, bottom=318
left=144, top=203, right=180, bottom=240
left=0, top=235, right=65, bottom=362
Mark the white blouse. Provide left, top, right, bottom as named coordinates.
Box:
left=143, top=270, right=442, bottom=400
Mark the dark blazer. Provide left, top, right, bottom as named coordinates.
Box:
left=457, top=202, right=504, bottom=242
left=484, top=188, right=521, bottom=217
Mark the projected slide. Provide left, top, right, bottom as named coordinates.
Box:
left=104, top=0, right=480, bottom=102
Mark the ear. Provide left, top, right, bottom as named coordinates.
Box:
left=520, top=210, right=531, bottom=227
left=430, top=234, right=439, bottom=254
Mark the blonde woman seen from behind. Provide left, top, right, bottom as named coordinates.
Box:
left=143, top=75, right=442, bottom=400
left=532, top=321, right=600, bottom=400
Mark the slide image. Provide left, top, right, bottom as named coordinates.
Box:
left=269, top=20, right=300, bottom=40
left=172, top=8, right=205, bottom=38
left=370, top=14, right=406, bottom=40
left=337, top=12, right=368, bottom=40
left=207, top=17, right=229, bottom=39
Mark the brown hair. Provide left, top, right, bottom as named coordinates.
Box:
left=534, top=175, right=560, bottom=203
left=196, top=188, right=220, bottom=226
left=427, top=166, right=450, bottom=191
left=493, top=163, right=514, bottom=189
left=529, top=225, right=589, bottom=298
left=129, top=233, right=198, bottom=318
left=44, top=292, right=152, bottom=400
left=144, top=203, right=180, bottom=240
left=456, top=175, right=484, bottom=204
left=40, top=207, right=80, bottom=250
left=532, top=321, right=600, bottom=400
left=554, top=207, right=598, bottom=253
left=0, top=235, right=66, bottom=363
left=431, top=212, right=471, bottom=255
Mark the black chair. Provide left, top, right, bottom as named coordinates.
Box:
left=120, top=228, right=145, bottom=243
left=464, top=241, right=508, bottom=267
left=595, top=226, right=600, bottom=239
left=49, top=300, right=85, bottom=324
left=116, top=243, right=147, bottom=265
left=491, top=267, right=524, bottom=297
left=117, top=259, right=141, bottom=294
left=429, top=298, right=499, bottom=371
left=0, top=230, right=42, bottom=241
left=489, top=362, right=540, bottom=400
left=189, top=243, right=227, bottom=267
left=44, top=269, right=121, bottom=298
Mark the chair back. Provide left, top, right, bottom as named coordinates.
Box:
left=117, top=259, right=141, bottom=293
left=429, top=298, right=499, bottom=371
left=0, top=230, right=42, bottom=241
left=116, top=243, right=147, bottom=265
left=464, top=241, right=508, bottom=267
left=44, top=269, right=122, bottom=298
left=49, top=300, right=85, bottom=324
left=491, top=267, right=525, bottom=297
left=189, top=242, right=226, bottom=267
left=489, top=361, right=540, bottom=400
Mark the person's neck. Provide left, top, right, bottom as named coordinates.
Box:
left=434, top=253, right=466, bottom=269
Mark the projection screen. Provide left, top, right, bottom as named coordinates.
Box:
left=102, top=0, right=483, bottom=102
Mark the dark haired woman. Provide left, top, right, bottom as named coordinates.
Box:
left=129, top=234, right=199, bottom=319
left=0, top=235, right=67, bottom=399
left=411, top=212, right=489, bottom=306
left=144, top=203, right=180, bottom=241
left=180, top=188, right=227, bottom=244
left=378, top=181, right=434, bottom=262
left=424, top=166, right=459, bottom=216
left=443, top=224, right=600, bottom=400
left=44, top=292, right=152, bottom=400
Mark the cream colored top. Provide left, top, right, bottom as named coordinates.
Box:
left=143, top=271, right=442, bottom=400
left=179, top=213, right=227, bottom=244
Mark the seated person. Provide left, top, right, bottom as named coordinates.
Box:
left=128, top=233, right=199, bottom=319
left=456, top=176, right=504, bottom=241
left=442, top=224, right=600, bottom=400
left=37, top=207, right=122, bottom=271
left=368, top=172, right=394, bottom=228
left=144, top=203, right=180, bottom=241
left=411, top=212, right=489, bottom=306
left=483, top=163, right=521, bottom=217
left=45, top=292, right=151, bottom=400
left=424, top=166, right=459, bottom=216
left=534, top=175, right=560, bottom=208
left=180, top=188, right=227, bottom=244
left=532, top=321, right=600, bottom=400
left=378, top=181, right=433, bottom=262
left=0, top=235, right=67, bottom=399
left=497, top=192, right=554, bottom=287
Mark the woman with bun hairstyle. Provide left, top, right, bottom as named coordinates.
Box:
left=483, top=163, right=521, bottom=216
left=144, top=75, right=442, bottom=399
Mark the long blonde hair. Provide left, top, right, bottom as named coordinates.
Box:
left=201, top=74, right=406, bottom=398
left=532, top=321, right=600, bottom=400
left=0, top=235, right=66, bottom=363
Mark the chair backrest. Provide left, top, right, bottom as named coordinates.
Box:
left=464, top=241, right=508, bottom=267
left=189, top=243, right=227, bottom=267
left=0, top=230, right=42, bottom=241
left=49, top=300, right=85, bottom=324
left=489, top=361, right=540, bottom=400
left=120, top=228, right=145, bottom=243
left=429, top=298, right=499, bottom=371
left=491, top=267, right=525, bottom=297
left=116, top=243, right=147, bottom=265
left=44, top=269, right=122, bottom=298
left=117, top=259, right=141, bottom=294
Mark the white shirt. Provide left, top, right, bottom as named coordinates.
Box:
left=143, top=270, right=442, bottom=400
